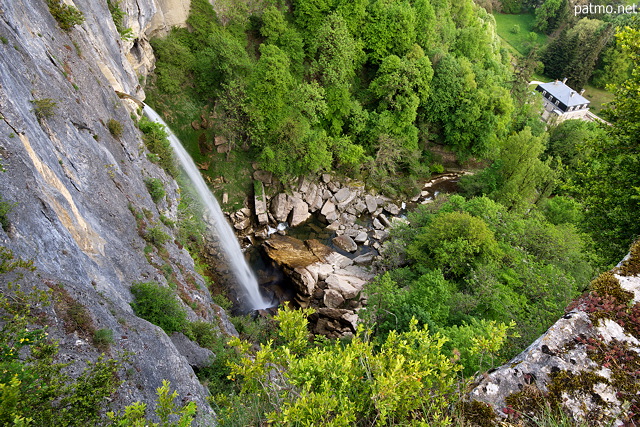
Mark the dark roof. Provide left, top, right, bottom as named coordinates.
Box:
left=537, top=81, right=590, bottom=107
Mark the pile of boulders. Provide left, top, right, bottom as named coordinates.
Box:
left=262, top=235, right=374, bottom=338
left=230, top=173, right=414, bottom=256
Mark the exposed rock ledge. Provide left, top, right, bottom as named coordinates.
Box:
left=263, top=235, right=374, bottom=338
left=468, top=247, right=640, bottom=425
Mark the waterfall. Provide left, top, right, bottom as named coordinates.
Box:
left=143, top=105, right=271, bottom=311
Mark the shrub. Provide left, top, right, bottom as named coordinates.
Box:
left=47, top=0, right=85, bottom=31
left=0, top=196, right=14, bottom=231
left=31, top=98, right=57, bottom=120
left=130, top=281, right=188, bottom=334
left=107, top=118, right=123, bottom=139
left=144, top=178, right=166, bottom=203
left=107, top=0, right=135, bottom=41
left=144, top=225, right=170, bottom=247
left=510, top=24, right=521, bottom=34
left=138, top=117, right=178, bottom=177
left=93, top=328, right=114, bottom=349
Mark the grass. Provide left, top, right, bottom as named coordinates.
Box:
left=582, top=84, right=614, bottom=115
left=493, top=13, right=548, bottom=56
left=145, top=91, right=255, bottom=212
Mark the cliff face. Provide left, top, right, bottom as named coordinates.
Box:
left=0, top=0, right=222, bottom=417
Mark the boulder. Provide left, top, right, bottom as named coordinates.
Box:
left=384, top=203, right=400, bottom=215
left=372, top=218, right=384, bottom=230
left=327, top=181, right=340, bottom=193
left=332, top=235, right=357, bottom=253
left=270, top=193, right=292, bottom=223
left=320, top=200, right=337, bottom=220
left=233, top=216, right=251, bottom=230
left=322, top=173, right=332, bottom=183
left=335, top=187, right=352, bottom=203
left=170, top=333, right=214, bottom=370
left=378, top=213, right=391, bottom=227
left=372, top=229, right=389, bottom=241
left=253, top=170, right=273, bottom=185
left=365, top=195, right=378, bottom=214
left=298, top=176, right=311, bottom=193
left=354, top=200, right=367, bottom=215
left=353, top=252, right=375, bottom=265
left=323, top=289, right=345, bottom=308
left=254, top=181, right=268, bottom=225
left=354, top=231, right=368, bottom=244
left=289, top=197, right=311, bottom=227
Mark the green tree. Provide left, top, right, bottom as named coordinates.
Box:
left=407, top=211, right=502, bottom=277
left=364, top=0, right=417, bottom=62
left=308, top=13, right=363, bottom=135
left=568, top=26, right=640, bottom=264
left=226, top=306, right=461, bottom=425
left=533, top=0, right=569, bottom=34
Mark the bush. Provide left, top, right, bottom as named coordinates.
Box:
left=31, top=98, right=57, bottom=120
left=130, top=281, right=188, bottom=334
left=144, top=178, right=166, bottom=204
left=107, top=118, right=123, bottom=139
left=106, top=0, right=135, bottom=41
left=93, top=328, right=114, bottom=349
left=0, top=196, right=14, bottom=231
left=510, top=24, right=520, bottom=34
left=144, top=225, right=170, bottom=247
left=138, top=117, right=178, bottom=177
left=47, top=0, right=85, bottom=31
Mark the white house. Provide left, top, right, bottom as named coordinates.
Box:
left=535, top=78, right=590, bottom=123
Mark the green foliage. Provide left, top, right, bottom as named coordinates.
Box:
left=0, top=247, right=122, bottom=426
left=441, top=319, right=518, bottom=377
left=137, top=116, right=178, bottom=177
left=542, top=18, right=614, bottom=88
left=369, top=195, right=591, bottom=367
left=149, top=31, right=196, bottom=95
left=407, top=211, right=502, bottom=277
left=130, top=281, right=188, bottom=334
left=563, top=26, right=640, bottom=264
left=107, top=118, right=124, bottom=139
left=106, top=380, right=197, bottom=427
left=143, top=225, right=170, bottom=247
left=93, top=328, right=114, bottom=349
left=460, top=127, right=555, bottom=211
left=224, top=306, right=461, bottom=425
left=0, top=196, right=14, bottom=232
left=533, top=0, right=569, bottom=34
left=46, top=0, right=85, bottom=31
left=31, top=98, right=57, bottom=120
left=107, top=0, right=135, bottom=41
left=510, top=24, right=520, bottom=34
left=144, top=178, right=166, bottom=204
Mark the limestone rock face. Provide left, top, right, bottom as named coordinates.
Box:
left=468, top=260, right=640, bottom=425
left=0, top=0, right=223, bottom=417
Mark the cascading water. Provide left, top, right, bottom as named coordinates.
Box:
left=143, top=105, right=271, bottom=311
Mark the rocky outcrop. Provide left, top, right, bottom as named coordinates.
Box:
left=263, top=235, right=373, bottom=337
left=0, top=0, right=224, bottom=417
left=467, top=248, right=640, bottom=426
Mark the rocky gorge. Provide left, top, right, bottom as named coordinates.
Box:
left=1, top=0, right=639, bottom=424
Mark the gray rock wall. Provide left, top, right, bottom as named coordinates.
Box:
left=0, top=0, right=223, bottom=418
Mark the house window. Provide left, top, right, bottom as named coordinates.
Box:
left=555, top=100, right=560, bottom=106
left=549, top=95, right=554, bottom=101
left=543, top=90, right=547, bottom=96
left=568, top=106, right=573, bottom=111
